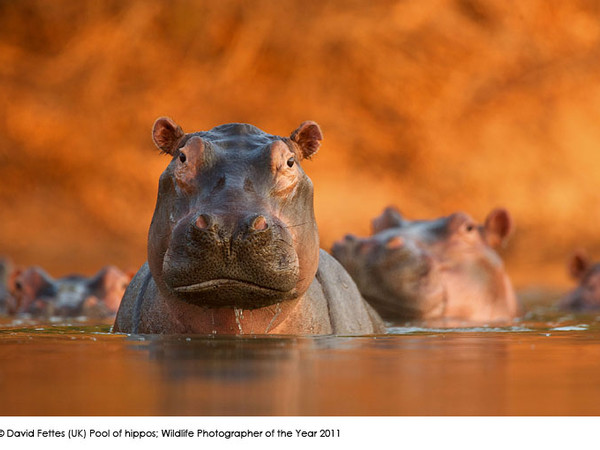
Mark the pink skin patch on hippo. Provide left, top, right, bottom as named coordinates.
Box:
left=175, top=136, right=205, bottom=193
left=270, top=140, right=300, bottom=197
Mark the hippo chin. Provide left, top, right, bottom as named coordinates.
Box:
left=559, top=250, right=600, bottom=311
left=332, top=206, right=520, bottom=324
left=113, top=118, right=384, bottom=335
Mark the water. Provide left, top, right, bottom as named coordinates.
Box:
left=1, top=302, right=600, bottom=415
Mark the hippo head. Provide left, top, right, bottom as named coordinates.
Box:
left=83, top=266, right=133, bottom=315
left=11, top=266, right=130, bottom=317
left=331, top=230, right=445, bottom=320
left=147, top=117, right=322, bottom=309
left=332, top=207, right=517, bottom=322
left=561, top=251, right=600, bottom=311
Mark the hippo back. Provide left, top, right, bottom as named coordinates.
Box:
left=312, top=250, right=384, bottom=334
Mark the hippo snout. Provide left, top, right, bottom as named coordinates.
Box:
left=163, top=210, right=300, bottom=308
left=191, top=212, right=273, bottom=237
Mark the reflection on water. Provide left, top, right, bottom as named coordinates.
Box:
left=1, top=304, right=600, bottom=415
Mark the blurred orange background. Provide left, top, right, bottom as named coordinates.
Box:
left=2, top=0, right=600, bottom=292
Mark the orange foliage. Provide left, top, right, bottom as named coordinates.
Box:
left=2, top=0, right=600, bottom=289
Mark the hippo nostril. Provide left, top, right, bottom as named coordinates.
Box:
left=358, top=241, right=375, bottom=255
left=194, top=214, right=211, bottom=230
left=250, top=215, right=269, bottom=232
left=386, top=236, right=405, bottom=249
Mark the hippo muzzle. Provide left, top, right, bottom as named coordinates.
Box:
left=162, top=209, right=300, bottom=308
left=332, top=232, right=442, bottom=313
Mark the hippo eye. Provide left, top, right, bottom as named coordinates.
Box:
left=465, top=224, right=475, bottom=232
left=286, top=157, right=295, bottom=168
left=179, top=152, right=187, bottom=163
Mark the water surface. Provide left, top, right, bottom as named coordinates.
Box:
left=1, top=303, right=600, bottom=415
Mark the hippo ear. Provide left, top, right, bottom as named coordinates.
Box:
left=484, top=208, right=513, bottom=248
left=20, top=266, right=54, bottom=283
left=6, top=267, right=21, bottom=293
left=12, top=266, right=55, bottom=298
left=372, top=206, right=405, bottom=234
left=87, top=266, right=129, bottom=290
left=86, top=266, right=111, bottom=290
left=290, top=121, right=323, bottom=160
left=152, top=117, right=185, bottom=155
left=28, top=267, right=55, bottom=287
left=569, top=250, right=591, bottom=280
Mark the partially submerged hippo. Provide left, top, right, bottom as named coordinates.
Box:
left=331, top=207, right=519, bottom=324
left=559, top=250, right=600, bottom=311
left=113, top=118, right=384, bottom=335
left=0, top=257, right=15, bottom=315
left=10, top=266, right=130, bottom=318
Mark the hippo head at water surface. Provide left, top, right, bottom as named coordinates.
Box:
left=331, top=207, right=520, bottom=324
left=559, top=250, right=600, bottom=311
left=113, top=118, right=384, bottom=335
left=149, top=118, right=321, bottom=310
left=9, top=266, right=130, bottom=318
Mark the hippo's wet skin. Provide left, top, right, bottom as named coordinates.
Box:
left=560, top=250, right=600, bottom=311
left=332, top=207, right=520, bottom=324
left=113, top=118, right=384, bottom=335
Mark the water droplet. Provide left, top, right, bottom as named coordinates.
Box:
left=234, top=308, right=244, bottom=334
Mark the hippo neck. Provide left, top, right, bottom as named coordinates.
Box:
left=137, top=265, right=334, bottom=334
left=165, top=296, right=304, bottom=334
left=138, top=271, right=306, bottom=334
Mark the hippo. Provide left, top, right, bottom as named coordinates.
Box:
left=113, top=117, right=384, bottom=335
left=0, top=257, right=15, bottom=315
left=331, top=207, right=519, bottom=324
left=10, top=266, right=131, bottom=318
left=559, top=250, right=600, bottom=311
